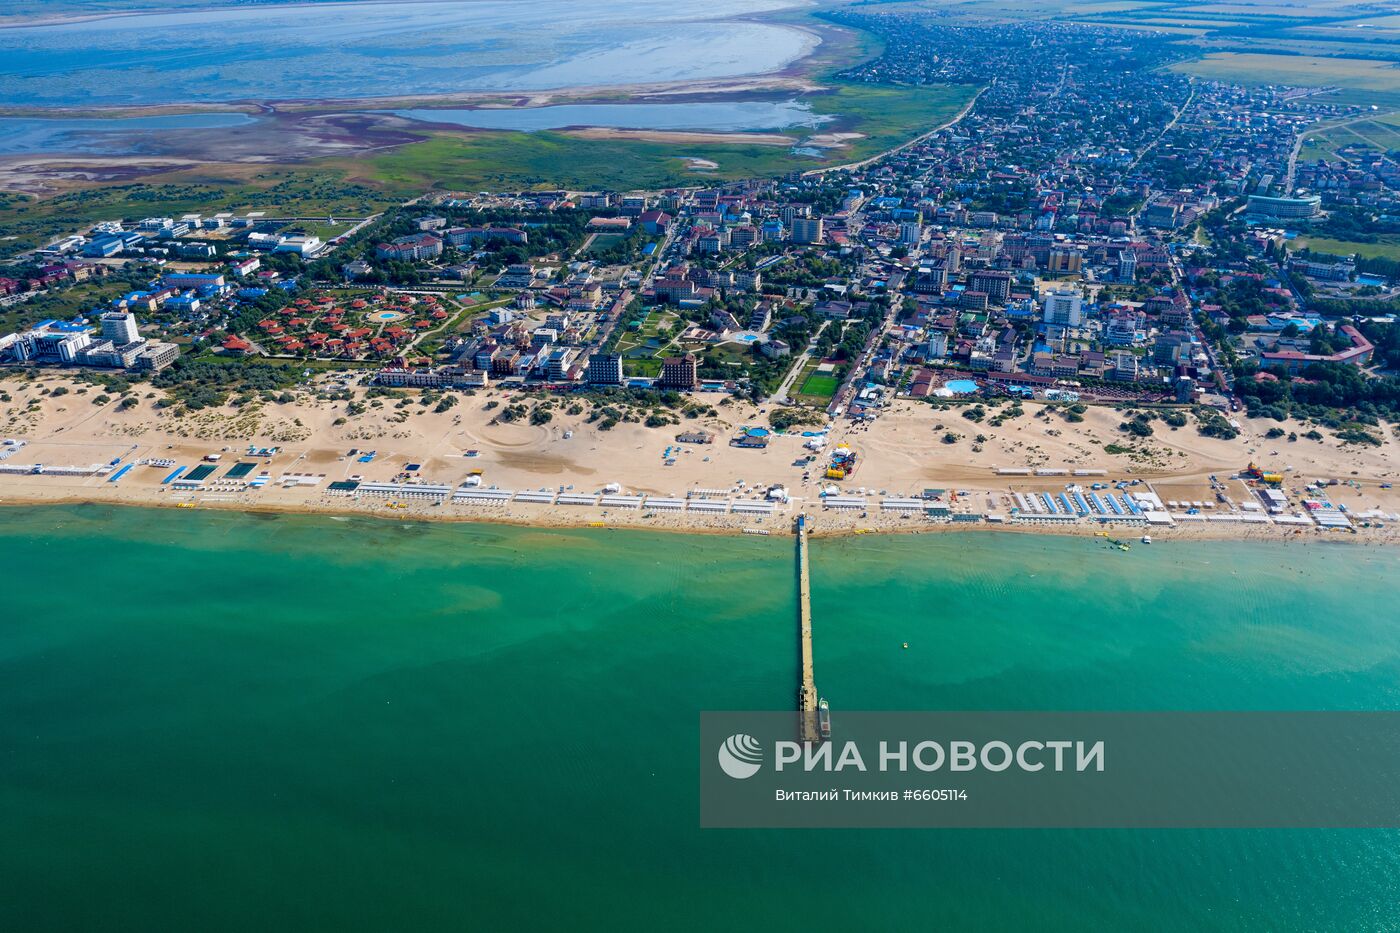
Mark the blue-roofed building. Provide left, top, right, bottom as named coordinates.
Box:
left=162, top=272, right=225, bottom=289
left=166, top=292, right=202, bottom=315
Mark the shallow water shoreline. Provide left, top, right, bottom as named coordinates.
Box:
left=2, top=489, right=1390, bottom=549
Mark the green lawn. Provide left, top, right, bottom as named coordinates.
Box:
left=616, top=308, right=681, bottom=353
left=1296, top=235, right=1400, bottom=261
left=585, top=232, right=628, bottom=254
left=799, top=373, right=840, bottom=398
left=0, top=278, right=140, bottom=333
left=624, top=357, right=661, bottom=378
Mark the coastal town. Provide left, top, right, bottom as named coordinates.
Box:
left=12, top=3, right=1400, bottom=931
left=2, top=11, right=1399, bottom=542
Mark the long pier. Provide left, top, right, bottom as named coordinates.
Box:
left=796, top=515, right=820, bottom=743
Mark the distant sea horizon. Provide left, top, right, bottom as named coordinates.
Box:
left=3, top=503, right=1398, bottom=930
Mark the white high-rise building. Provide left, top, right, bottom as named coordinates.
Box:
left=100, top=311, right=140, bottom=346
left=1041, top=289, right=1084, bottom=327
left=1118, top=250, right=1137, bottom=283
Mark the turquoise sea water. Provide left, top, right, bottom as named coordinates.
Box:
left=2, top=505, right=1399, bottom=931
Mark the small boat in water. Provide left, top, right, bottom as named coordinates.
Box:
left=1141, top=534, right=1152, bottom=544
left=818, top=698, right=831, bottom=740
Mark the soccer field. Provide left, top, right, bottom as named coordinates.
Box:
left=800, top=374, right=840, bottom=398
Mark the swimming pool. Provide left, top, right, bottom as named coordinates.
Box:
left=944, top=379, right=979, bottom=394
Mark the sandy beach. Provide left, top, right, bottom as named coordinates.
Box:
left=3, top=374, right=1397, bottom=545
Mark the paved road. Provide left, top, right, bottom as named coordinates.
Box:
left=803, top=86, right=988, bottom=177
left=1285, top=109, right=1400, bottom=190
left=769, top=320, right=830, bottom=404
left=1127, top=81, right=1195, bottom=173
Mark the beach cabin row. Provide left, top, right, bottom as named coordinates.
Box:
left=1011, top=490, right=1147, bottom=525
left=449, top=487, right=781, bottom=516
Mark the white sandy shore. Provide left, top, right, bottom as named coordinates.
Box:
left=2, top=374, right=1398, bottom=545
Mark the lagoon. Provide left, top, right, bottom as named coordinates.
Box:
left=2, top=505, right=1398, bottom=930
left=0, top=0, right=815, bottom=108
left=394, top=99, right=832, bottom=133
left=0, top=112, right=255, bottom=156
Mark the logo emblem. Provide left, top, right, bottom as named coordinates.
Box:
left=718, top=733, right=763, bottom=779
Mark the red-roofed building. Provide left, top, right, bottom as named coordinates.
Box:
left=1261, top=325, right=1374, bottom=375
left=222, top=335, right=253, bottom=356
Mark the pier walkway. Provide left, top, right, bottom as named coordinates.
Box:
left=796, top=515, right=819, bottom=744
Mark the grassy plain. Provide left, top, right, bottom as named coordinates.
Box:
left=1171, top=53, right=1400, bottom=103
left=350, top=82, right=977, bottom=194
left=0, top=170, right=398, bottom=252
left=1297, top=110, right=1400, bottom=159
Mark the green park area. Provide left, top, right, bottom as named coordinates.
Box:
left=0, top=276, right=142, bottom=333
left=614, top=308, right=684, bottom=378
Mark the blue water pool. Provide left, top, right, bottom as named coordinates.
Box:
left=944, top=379, right=979, bottom=394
